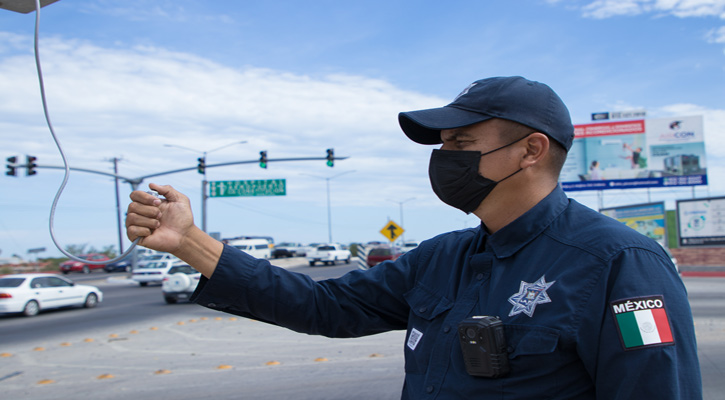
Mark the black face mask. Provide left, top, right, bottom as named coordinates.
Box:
left=428, top=137, right=526, bottom=214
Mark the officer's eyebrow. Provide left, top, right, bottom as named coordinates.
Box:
left=442, top=128, right=476, bottom=141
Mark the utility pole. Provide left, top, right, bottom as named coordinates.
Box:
left=112, top=157, right=124, bottom=254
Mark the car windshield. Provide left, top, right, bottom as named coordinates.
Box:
left=138, top=261, right=168, bottom=269
left=317, top=246, right=335, bottom=251
left=0, top=278, right=25, bottom=288
left=169, top=265, right=197, bottom=274
left=369, top=248, right=392, bottom=256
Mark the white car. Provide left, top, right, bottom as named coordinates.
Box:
left=137, top=252, right=177, bottom=267
left=161, top=264, right=202, bottom=304
left=306, top=244, right=352, bottom=266
left=132, top=259, right=180, bottom=286
left=0, top=273, right=103, bottom=317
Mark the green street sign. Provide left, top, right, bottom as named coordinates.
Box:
left=209, top=179, right=286, bottom=197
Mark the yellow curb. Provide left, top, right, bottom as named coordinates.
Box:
left=83, top=338, right=94, bottom=343
left=109, top=334, right=119, bottom=338
left=97, top=374, right=115, bottom=379
left=189, top=319, right=197, bottom=323
left=33, top=347, right=45, bottom=352
left=214, top=317, right=223, bottom=321
left=37, top=379, right=55, bottom=385
left=1, top=353, right=13, bottom=357
left=149, top=327, right=158, bottom=331
left=177, top=321, right=185, bottom=325
left=314, top=357, right=329, bottom=362
left=129, top=330, right=139, bottom=334
left=216, top=364, right=233, bottom=370
left=228, top=317, right=238, bottom=321
left=200, top=317, right=208, bottom=320
left=154, top=369, right=171, bottom=375
left=369, top=353, right=383, bottom=358
left=265, top=361, right=281, bottom=366
left=60, top=342, right=72, bottom=347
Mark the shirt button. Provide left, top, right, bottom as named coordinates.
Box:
left=476, top=273, right=484, bottom=280
left=443, top=326, right=451, bottom=333
left=426, top=385, right=434, bottom=394
left=418, top=306, right=427, bottom=313
left=208, top=303, right=216, bottom=307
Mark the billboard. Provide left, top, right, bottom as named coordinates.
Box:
left=676, top=196, right=725, bottom=247
left=600, top=202, right=667, bottom=247
left=561, top=116, right=707, bottom=191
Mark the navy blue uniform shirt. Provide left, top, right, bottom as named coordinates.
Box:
left=192, top=187, right=701, bottom=399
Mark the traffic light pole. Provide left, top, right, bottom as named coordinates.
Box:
left=9, top=154, right=348, bottom=249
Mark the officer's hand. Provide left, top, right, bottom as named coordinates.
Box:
left=126, top=183, right=195, bottom=254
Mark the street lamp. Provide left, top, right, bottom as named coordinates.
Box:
left=303, top=170, right=355, bottom=243
left=163, top=140, right=247, bottom=232
left=387, top=197, right=415, bottom=244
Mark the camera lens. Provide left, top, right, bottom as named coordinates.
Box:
left=466, top=327, right=477, bottom=339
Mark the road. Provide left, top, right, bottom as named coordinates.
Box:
left=1, top=260, right=724, bottom=399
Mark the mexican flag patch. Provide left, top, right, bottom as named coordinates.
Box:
left=611, top=295, right=675, bottom=350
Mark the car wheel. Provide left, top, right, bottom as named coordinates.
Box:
left=139, top=282, right=148, bottom=287
left=62, top=271, right=69, bottom=275
left=82, top=266, right=90, bottom=274
left=345, top=257, right=351, bottom=264
left=309, top=261, right=316, bottom=266
left=84, top=293, right=98, bottom=308
left=23, top=300, right=40, bottom=317
left=164, top=296, right=177, bottom=304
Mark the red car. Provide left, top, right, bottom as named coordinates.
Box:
left=366, top=246, right=403, bottom=267
left=59, top=253, right=110, bottom=274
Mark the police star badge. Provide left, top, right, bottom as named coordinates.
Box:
left=508, top=275, right=555, bottom=317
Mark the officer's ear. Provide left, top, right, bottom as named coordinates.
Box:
left=519, top=132, right=549, bottom=169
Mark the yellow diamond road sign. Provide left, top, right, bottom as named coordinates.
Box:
left=380, top=220, right=404, bottom=242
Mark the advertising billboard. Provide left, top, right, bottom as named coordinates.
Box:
left=676, top=196, right=725, bottom=247
left=600, top=202, right=667, bottom=247
left=561, top=116, right=707, bottom=191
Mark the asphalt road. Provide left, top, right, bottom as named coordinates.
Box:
left=1, top=260, right=723, bottom=399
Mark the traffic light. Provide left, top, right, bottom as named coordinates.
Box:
left=197, top=157, right=206, bottom=174
left=5, top=156, right=17, bottom=176
left=259, top=151, right=268, bottom=169
left=26, top=155, right=37, bottom=176
left=326, top=148, right=334, bottom=167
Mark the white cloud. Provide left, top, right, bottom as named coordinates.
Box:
left=580, top=0, right=725, bottom=19
left=706, top=25, right=725, bottom=42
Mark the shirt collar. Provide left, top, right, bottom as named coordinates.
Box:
left=486, top=186, right=569, bottom=258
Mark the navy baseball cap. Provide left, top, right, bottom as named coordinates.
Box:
left=398, top=76, right=574, bottom=151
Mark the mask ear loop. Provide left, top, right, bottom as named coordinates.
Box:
left=478, top=133, right=532, bottom=183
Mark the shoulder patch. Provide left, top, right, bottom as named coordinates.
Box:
left=610, top=295, right=675, bottom=350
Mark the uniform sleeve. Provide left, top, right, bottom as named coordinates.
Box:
left=191, top=244, right=415, bottom=338
left=576, top=247, right=702, bottom=399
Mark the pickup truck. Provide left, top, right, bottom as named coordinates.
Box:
left=306, top=244, right=351, bottom=266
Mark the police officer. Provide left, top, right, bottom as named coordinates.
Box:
left=126, top=76, right=701, bottom=398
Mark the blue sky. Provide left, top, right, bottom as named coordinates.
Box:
left=1, top=0, right=724, bottom=259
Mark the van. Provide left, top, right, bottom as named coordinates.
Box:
left=226, top=238, right=272, bottom=259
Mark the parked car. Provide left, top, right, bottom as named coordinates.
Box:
left=0, top=273, right=103, bottom=317
left=59, top=253, right=110, bottom=274
left=367, top=245, right=404, bottom=267
left=104, top=254, right=133, bottom=273
left=131, top=259, right=180, bottom=286
left=162, top=264, right=202, bottom=304
left=400, top=241, right=419, bottom=253
left=226, top=238, right=272, bottom=259
left=272, top=242, right=308, bottom=258
left=306, top=244, right=351, bottom=266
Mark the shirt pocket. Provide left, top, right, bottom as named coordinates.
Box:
left=504, top=324, right=565, bottom=381
left=403, top=284, right=454, bottom=374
